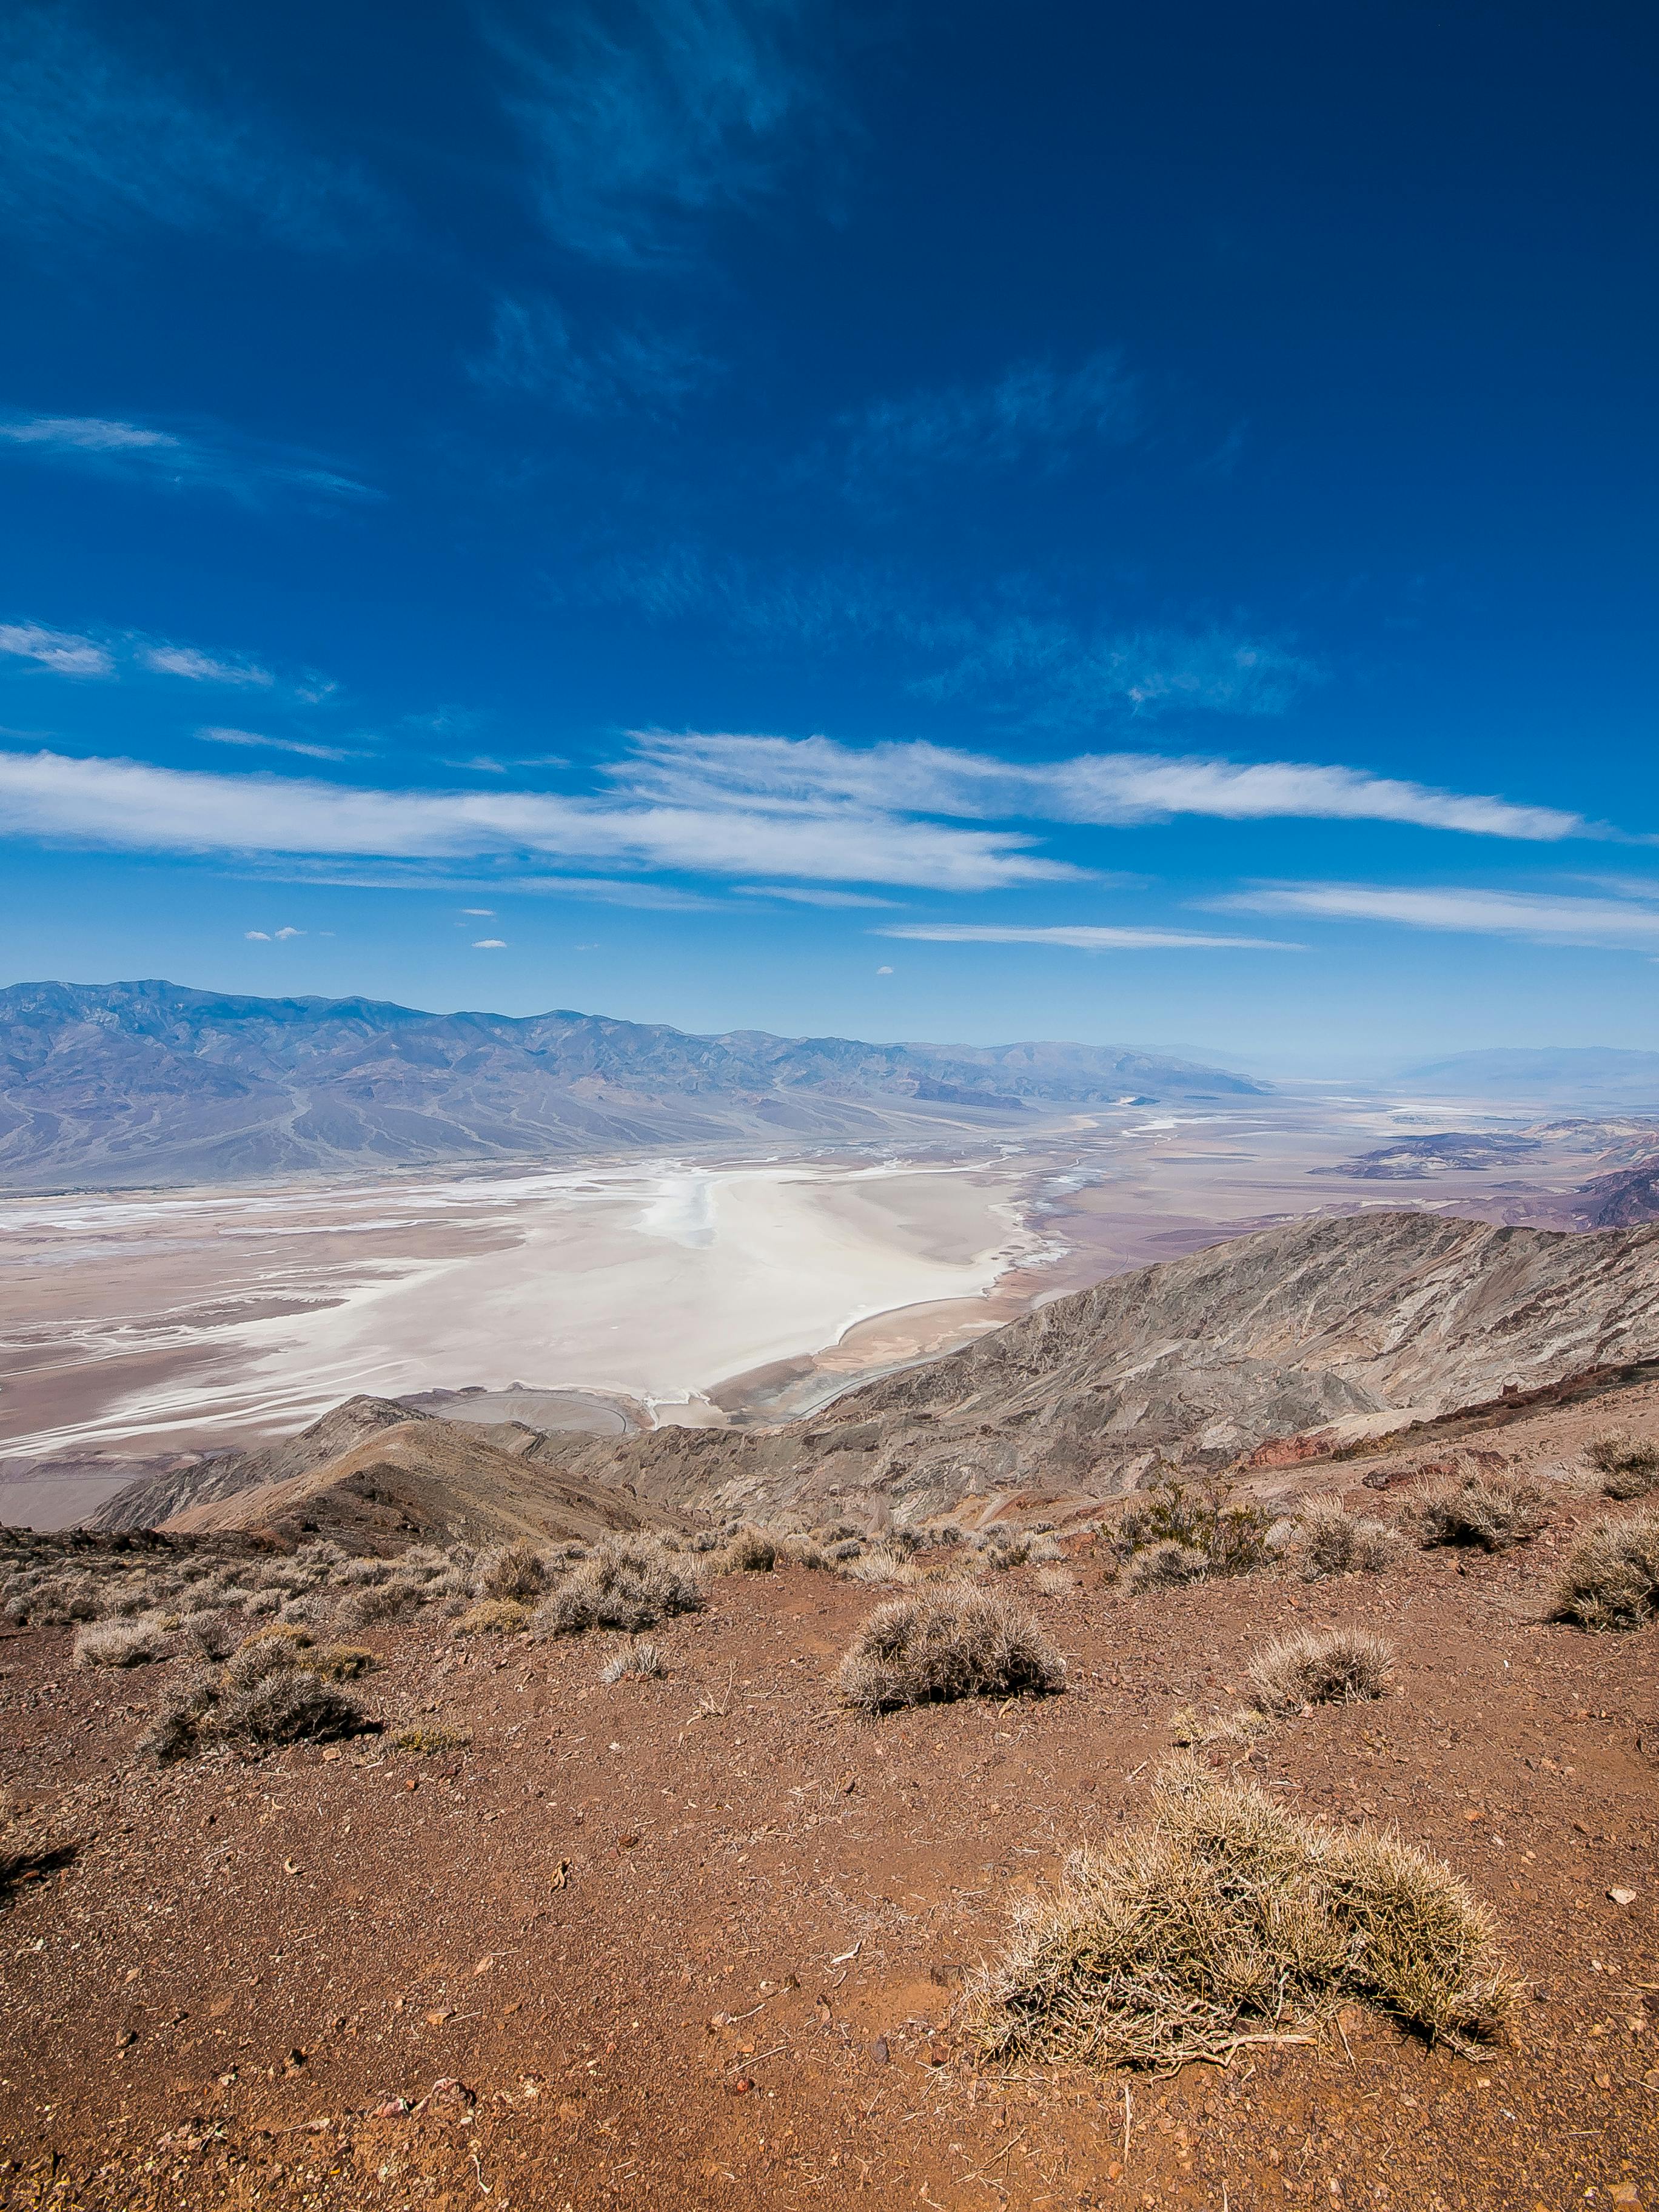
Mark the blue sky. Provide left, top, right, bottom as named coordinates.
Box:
left=1, top=0, right=1655, bottom=1071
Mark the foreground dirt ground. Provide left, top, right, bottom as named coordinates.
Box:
left=2, top=1408, right=1657, bottom=2210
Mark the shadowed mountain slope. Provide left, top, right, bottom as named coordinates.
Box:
left=0, top=979, right=1264, bottom=1188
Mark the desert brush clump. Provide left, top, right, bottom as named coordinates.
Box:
left=837, top=1589, right=1065, bottom=1714
left=1110, top=1475, right=1272, bottom=1589
left=452, top=1598, right=529, bottom=1635
left=965, top=1757, right=1516, bottom=2073
left=1549, top=1508, right=1659, bottom=1631
left=1404, top=1471, right=1544, bottom=1552
left=1249, top=1627, right=1395, bottom=1712
left=1585, top=1432, right=1659, bottom=1501
left=474, top=1540, right=552, bottom=1601
left=141, top=1625, right=371, bottom=1763
left=532, top=1533, right=705, bottom=1636
left=722, top=1527, right=778, bottom=1573
left=1289, top=1499, right=1402, bottom=1581
left=840, top=1541, right=926, bottom=1588
left=73, top=1617, right=166, bottom=1668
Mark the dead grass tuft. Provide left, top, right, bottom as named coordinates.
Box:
left=837, top=1589, right=1065, bottom=1714
left=215, top=1667, right=364, bottom=1755
left=532, top=1534, right=704, bottom=1636
left=1248, top=1627, right=1394, bottom=1713
left=1290, top=1500, right=1402, bottom=1581
left=965, top=1758, right=1515, bottom=2073
left=1111, top=1476, right=1272, bottom=1590
left=600, top=1638, right=665, bottom=1683
left=1124, top=1541, right=1212, bottom=1592
left=1585, top=1432, right=1659, bottom=1500
left=1404, top=1472, right=1544, bottom=1552
left=1549, top=1507, right=1659, bottom=1631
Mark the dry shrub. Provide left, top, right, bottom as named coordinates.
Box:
left=179, top=1609, right=235, bottom=1660
left=1249, top=1627, right=1394, bottom=1713
left=394, top=1724, right=471, bottom=1754
left=336, top=1581, right=424, bottom=1631
left=309, top=1643, right=375, bottom=1680
left=600, top=1638, right=665, bottom=1683
left=1585, top=1432, right=1659, bottom=1501
left=1404, top=1472, right=1543, bottom=1552
left=778, top=1536, right=828, bottom=1570
left=837, top=1589, right=1065, bottom=1714
left=1290, top=1500, right=1401, bottom=1581
left=73, top=1618, right=163, bottom=1668
left=1111, top=1476, right=1272, bottom=1587
left=1035, top=1566, right=1078, bottom=1595
left=475, top=1541, right=552, bottom=1602
left=453, top=1598, right=528, bottom=1636
left=965, top=1758, right=1515, bottom=2073
left=533, top=1534, right=704, bottom=1636
left=841, top=1543, right=925, bottom=1588
left=723, top=1528, right=777, bottom=1573
left=1550, top=1508, right=1659, bottom=1632
left=216, top=1667, right=363, bottom=1756
left=137, top=1667, right=223, bottom=1765
left=1124, top=1541, right=1212, bottom=1593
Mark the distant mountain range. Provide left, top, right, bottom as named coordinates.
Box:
left=0, top=979, right=1267, bottom=1189
left=1402, top=1047, right=1659, bottom=1107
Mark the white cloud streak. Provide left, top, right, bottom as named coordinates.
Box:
left=734, top=884, right=900, bottom=907
left=0, top=748, right=1074, bottom=891
left=1216, top=882, right=1659, bottom=950
left=469, top=298, right=716, bottom=413
left=0, top=413, right=378, bottom=505
left=877, top=923, right=1297, bottom=953
left=620, top=731, right=1589, bottom=842
left=839, top=352, right=1134, bottom=482
left=0, top=621, right=114, bottom=677
left=144, top=647, right=273, bottom=686
left=198, top=727, right=351, bottom=762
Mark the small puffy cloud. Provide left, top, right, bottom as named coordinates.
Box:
left=244, top=929, right=270, bottom=940
left=876, top=964, right=893, bottom=974
left=273, top=926, right=304, bottom=939
left=0, top=620, right=113, bottom=675
left=461, top=907, right=495, bottom=916
left=472, top=937, right=508, bottom=948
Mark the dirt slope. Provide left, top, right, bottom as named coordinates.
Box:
left=159, top=1416, right=679, bottom=1548
left=2, top=1384, right=1657, bottom=2209
left=532, top=1211, right=1659, bottom=1524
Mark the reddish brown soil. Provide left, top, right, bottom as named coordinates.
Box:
left=2, top=1421, right=1657, bottom=2210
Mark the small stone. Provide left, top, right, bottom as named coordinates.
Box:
left=1608, top=1888, right=1637, bottom=1906
left=871, top=2036, right=890, bottom=2065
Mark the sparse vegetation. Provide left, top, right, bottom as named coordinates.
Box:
left=215, top=1667, right=364, bottom=1755
left=392, top=1724, right=471, bottom=1755
left=966, top=1758, right=1515, bottom=2072
left=532, top=1534, right=704, bottom=1635
left=1550, top=1508, right=1659, bottom=1631
left=1403, top=1470, right=1544, bottom=1552
left=138, top=1627, right=369, bottom=1763
left=837, top=1589, right=1065, bottom=1713
left=1249, top=1627, right=1394, bottom=1712
left=1289, top=1498, right=1401, bottom=1581
left=1110, top=1475, right=1272, bottom=1589
left=1585, top=1431, right=1659, bottom=1500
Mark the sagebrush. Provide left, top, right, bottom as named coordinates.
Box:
left=838, top=1589, right=1064, bottom=1713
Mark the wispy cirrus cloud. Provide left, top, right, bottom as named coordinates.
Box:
left=618, top=731, right=1590, bottom=842
left=877, top=922, right=1295, bottom=953
left=0, top=4, right=386, bottom=250
left=198, top=726, right=355, bottom=763
left=1213, top=881, right=1659, bottom=950
left=142, top=646, right=272, bottom=686
left=837, top=352, right=1135, bottom=486
left=0, top=413, right=378, bottom=506
left=569, top=546, right=1316, bottom=729
left=468, top=298, right=716, bottom=414
left=0, top=622, right=115, bottom=677
left=0, top=748, right=1076, bottom=893
left=489, top=0, right=836, bottom=264
left=734, top=884, right=900, bottom=908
